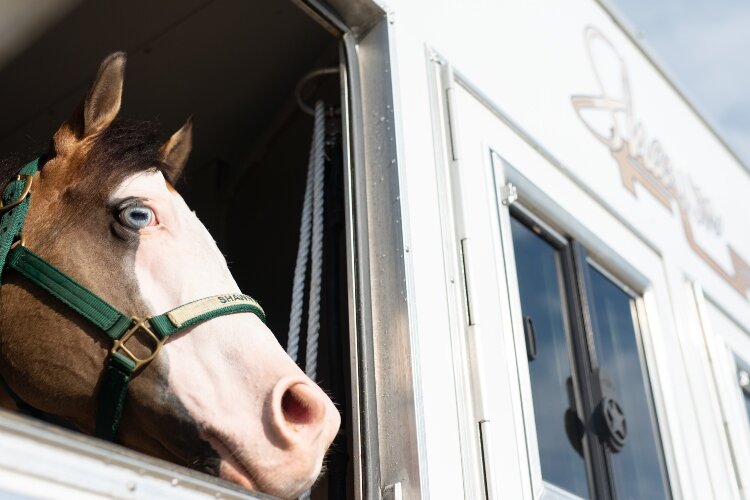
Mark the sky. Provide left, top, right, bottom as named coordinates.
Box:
left=607, top=0, right=750, bottom=168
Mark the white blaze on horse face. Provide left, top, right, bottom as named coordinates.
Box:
left=111, top=171, right=340, bottom=498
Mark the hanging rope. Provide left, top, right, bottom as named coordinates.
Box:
left=287, top=100, right=326, bottom=381
left=286, top=113, right=315, bottom=362
left=304, top=101, right=326, bottom=381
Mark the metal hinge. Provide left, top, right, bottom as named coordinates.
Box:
left=382, top=482, right=403, bottom=500
left=460, top=238, right=480, bottom=325
left=498, top=182, right=517, bottom=206
left=439, top=63, right=460, bottom=163
left=478, top=420, right=495, bottom=499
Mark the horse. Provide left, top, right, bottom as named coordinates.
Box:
left=0, top=52, right=340, bottom=499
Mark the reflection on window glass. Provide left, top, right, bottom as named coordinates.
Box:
left=586, top=266, right=669, bottom=500
left=511, top=218, right=589, bottom=498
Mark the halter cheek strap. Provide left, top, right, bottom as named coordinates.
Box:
left=0, top=158, right=266, bottom=441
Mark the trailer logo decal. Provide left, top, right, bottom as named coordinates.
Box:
left=571, top=26, right=750, bottom=298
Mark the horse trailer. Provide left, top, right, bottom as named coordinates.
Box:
left=0, top=0, right=748, bottom=499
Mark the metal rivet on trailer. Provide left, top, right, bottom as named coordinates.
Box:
left=126, top=480, right=136, bottom=492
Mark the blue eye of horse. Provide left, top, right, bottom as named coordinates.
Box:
left=119, top=205, right=154, bottom=229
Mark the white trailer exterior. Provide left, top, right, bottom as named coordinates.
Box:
left=1, top=0, right=749, bottom=499
left=382, top=0, right=750, bottom=498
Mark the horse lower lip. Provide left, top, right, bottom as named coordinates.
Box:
left=205, top=432, right=316, bottom=498
left=205, top=434, right=257, bottom=489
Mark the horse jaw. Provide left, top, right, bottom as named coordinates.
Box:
left=111, top=171, right=340, bottom=498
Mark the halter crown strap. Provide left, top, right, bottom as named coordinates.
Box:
left=0, top=158, right=266, bottom=442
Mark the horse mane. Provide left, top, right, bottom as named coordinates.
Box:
left=0, top=119, right=174, bottom=190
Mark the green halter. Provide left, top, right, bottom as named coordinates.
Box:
left=0, top=158, right=266, bottom=441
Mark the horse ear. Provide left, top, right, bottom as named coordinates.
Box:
left=53, top=52, right=126, bottom=152
left=83, top=52, right=126, bottom=137
left=161, top=117, right=193, bottom=183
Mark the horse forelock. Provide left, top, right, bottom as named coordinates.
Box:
left=1, top=118, right=174, bottom=196
left=73, top=119, right=180, bottom=205
left=86, top=119, right=169, bottom=184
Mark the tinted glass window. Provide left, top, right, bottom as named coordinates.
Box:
left=586, top=266, right=669, bottom=500
left=511, top=218, right=589, bottom=498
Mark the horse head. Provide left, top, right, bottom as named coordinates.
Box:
left=0, top=52, right=340, bottom=498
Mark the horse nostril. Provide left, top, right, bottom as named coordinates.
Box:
left=281, top=385, right=312, bottom=426
left=273, top=381, right=327, bottom=447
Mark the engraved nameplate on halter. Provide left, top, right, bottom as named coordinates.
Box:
left=167, top=294, right=262, bottom=328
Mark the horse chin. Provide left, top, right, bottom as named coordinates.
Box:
left=205, top=433, right=321, bottom=499
left=217, top=458, right=257, bottom=491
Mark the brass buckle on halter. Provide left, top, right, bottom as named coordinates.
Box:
left=111, top=317, right=165, bottom=371
left=0, top=174, right=33, bottom=214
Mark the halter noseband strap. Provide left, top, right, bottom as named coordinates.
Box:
left=0, top=158, right=266, bottom=441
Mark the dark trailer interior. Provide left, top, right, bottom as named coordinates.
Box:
left=0, top=1, right=352, bottom=498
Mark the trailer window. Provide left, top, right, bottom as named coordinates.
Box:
left=510, top=211, right=670, bottom=500
left=511, top=217, right=589, bottom=498
left=586, top=265, right=669, bottom=499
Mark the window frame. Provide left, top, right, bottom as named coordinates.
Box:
left=509, top=206, right=672, bottom=499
